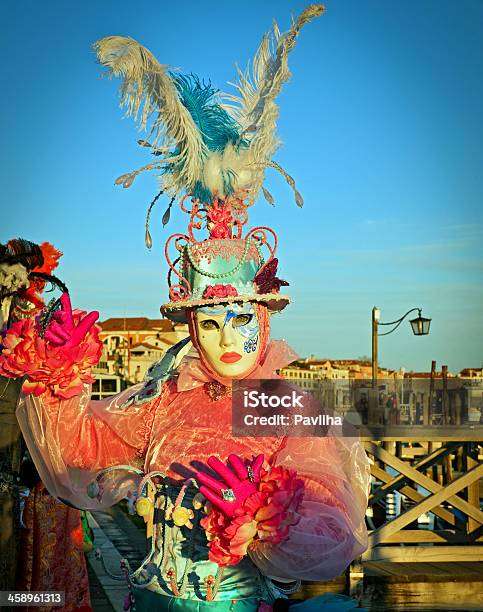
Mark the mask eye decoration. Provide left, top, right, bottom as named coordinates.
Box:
left=232, top=314, right=253, bottom=328
left=231, top=306, right=259, bottom=353
left=200, top=319, right=220, bottom=331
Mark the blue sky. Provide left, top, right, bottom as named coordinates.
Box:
left=2, top=0, right=482, bottom=372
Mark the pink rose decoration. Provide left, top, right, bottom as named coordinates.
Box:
left=207, top=200, right=233, bottom=239
left=0, top=311, right=102, bottom=399
left=202, top=284, right=238, bottom=299
left=200, top=465, right=304, bottom=566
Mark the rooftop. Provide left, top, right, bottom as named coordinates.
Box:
left=98, top=317, right=175, bottom=332
left=460, top=368, right=483, bottom=375
left=404, top=371, right=455, bottom=378
left=286, top=358, right=373, bottom=369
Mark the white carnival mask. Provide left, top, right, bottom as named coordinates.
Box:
left=194, top=303, right=260, bottom=379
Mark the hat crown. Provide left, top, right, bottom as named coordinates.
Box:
left=183, top=238, right=262, bottom=300
left=161, top=192, right=290, bottom=320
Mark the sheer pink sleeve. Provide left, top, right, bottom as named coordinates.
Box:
left=248, top=436, right=370, bottom=581
left=16, top=383, right=158, bottom=509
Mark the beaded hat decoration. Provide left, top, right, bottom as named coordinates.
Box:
left=160, top=192, right=290, bottom=322
left=94, top=5, right=325, bottom=322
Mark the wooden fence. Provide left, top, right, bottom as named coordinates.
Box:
left=358, top=427, right=482, bottom=563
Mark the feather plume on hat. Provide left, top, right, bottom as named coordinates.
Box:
left=94, top=4, right=325, bottom=209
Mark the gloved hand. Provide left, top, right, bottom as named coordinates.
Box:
left=196, top=453, right=264, bottom=518
left=44, top=292, right=99, bottom=347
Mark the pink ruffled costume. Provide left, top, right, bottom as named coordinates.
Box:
left=15, top=333, right=370, bottom=607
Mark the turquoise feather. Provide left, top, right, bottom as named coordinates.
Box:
left=162, top=73, right=249, bottom=202
left=191, top=180, right=213, bottom=204
left=172, top=73, right=241, bottom=151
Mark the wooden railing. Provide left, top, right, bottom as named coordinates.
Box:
left=358, top=427, right=482, bottom=563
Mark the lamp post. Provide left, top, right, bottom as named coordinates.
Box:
left=371, top=307, right=431, bottom=388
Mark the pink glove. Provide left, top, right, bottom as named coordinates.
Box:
left=44, top=292, right=99, bottom=347
left=196, top=453, right=264, bottom=518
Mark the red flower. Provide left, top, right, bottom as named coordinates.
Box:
left=0, top=312, right=102, bottom=399
left=21, top=242, right=63, bottom=309
left=207, top=201, right=233, bottom=239
left=202, top=284, right=238, bottom=299
left=201, top=465, right=304, bottom=566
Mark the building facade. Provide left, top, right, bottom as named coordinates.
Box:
left=279, top=358, right=394, bottom=423
left=92, top=317, right=189, bottom=394
left=279, top=359, right=483, bottom=426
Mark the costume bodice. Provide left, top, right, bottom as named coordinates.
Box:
left=134, top=481, right=271, bottom=603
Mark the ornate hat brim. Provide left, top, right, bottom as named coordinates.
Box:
left=161, top=293, right=290, bottom=323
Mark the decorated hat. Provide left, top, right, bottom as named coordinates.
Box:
left=95, top=4, right=325, bottom=321
left=159, top=193, right=290, bottom=322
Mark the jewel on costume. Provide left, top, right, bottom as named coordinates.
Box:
left=221, top=488, right=236, bottom=502
left=205, top=381, right=231, bottom=402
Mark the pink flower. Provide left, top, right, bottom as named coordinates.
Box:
left=0, top=311, right=102, bottom=399
left=207, top=201, right=233, bottom=239
left=208, top=539, right=244, bottom=566
left=202, top=284, right=238, bottom=299
left=201, top=465, right=304, bottom=566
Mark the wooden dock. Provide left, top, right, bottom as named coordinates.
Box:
left=295, top=561, right=483, bottom=611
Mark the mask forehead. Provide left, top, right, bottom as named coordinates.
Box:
left=196, top=302, right=255, bottom=316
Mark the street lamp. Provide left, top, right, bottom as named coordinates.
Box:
left=372, top=307, right=431, bottom=388
left=409, top=311, right=431, bottom=336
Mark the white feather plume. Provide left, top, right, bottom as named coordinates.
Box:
left=202, top=144, right=258, bottom=196
left=95, top=6, right=325, bottom=206
left=94, top=36, right=207, bottom=192
left=222, top=4, right=325, bottom=202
